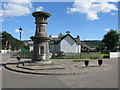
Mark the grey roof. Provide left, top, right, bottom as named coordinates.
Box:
left=50, top=33, right=93, bottom=51
left=75, top=38, right=81, bottom=44
left=81, top=42, right=93, bottom=51
left=50, top=34, right=80, bottom=44
left=22, top=33, right=93, bottom=51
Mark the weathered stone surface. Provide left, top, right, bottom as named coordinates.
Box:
left=31, top=11, right=51, bottom=61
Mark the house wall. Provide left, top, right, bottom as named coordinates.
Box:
left=29, top=44, right=33, bottom=51
left=28, top=41, right=60, bottom=53
left=49, top=43, right=60, bottom=53
left=60, top=35, right=81, bottom=53
left=27, top=35, right=82, bottom=54
left=0, top=50, right=11, bottom=53
left=77, top=45, right=81, bottom=53
left=28, top=41, right=34, bottom=51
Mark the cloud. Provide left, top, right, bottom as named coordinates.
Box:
left=15, top=29, right=20, bottom=33
left=29, top=30, right=34, bottom=32
left=67, top=0, right=118, bottom=20
left=104, top=28, right=111, bottom=31
left=9, top=0, right=32, bottom=4
left=111, top=13, right=117, bottom=15
left=51, top=35, right=58, bottom=38
left=15, top=29, right=23, bottom=33
left=0, top=18, right=4, bottom=22
left=36, top=6, right=44, bottom=11
left=0, top=0, right=33, bottom=17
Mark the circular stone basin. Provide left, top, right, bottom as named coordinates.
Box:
left=30, top=36, right=50, bottom=40
left=32, top=11, right=51, bottom=17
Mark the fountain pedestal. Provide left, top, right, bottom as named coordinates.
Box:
left=30, top=11, right=51, bottom=64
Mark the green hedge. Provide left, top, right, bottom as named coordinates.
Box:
left=100, top=54, right=109, bottom=58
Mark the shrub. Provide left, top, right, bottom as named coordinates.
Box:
left=103, top=56, right=109, bottom=58
left=101, top=54, right=109, bottom=58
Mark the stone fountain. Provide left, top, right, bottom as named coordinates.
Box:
left=30, top=11, right=52, bottom=64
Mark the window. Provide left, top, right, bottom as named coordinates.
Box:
left=39, top=46, right=44, bottom=54
left=41, top=46, right=44, bottom=54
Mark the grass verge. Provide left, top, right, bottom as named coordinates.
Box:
left=72, top=59, right=85, bottom=62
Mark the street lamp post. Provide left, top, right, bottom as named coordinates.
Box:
left=19, top=27, right=23, bottom=41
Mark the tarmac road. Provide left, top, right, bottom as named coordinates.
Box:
left=1, top=53, right=118, bottom=88
left=1, top=53, right=68, bottom=88
left=55, top=59, right=118, bottom=88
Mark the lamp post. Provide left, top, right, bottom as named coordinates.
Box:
left=19, top=27, right=23, bottom=41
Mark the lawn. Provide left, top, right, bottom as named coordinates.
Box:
left=51, top=53, right=110, bottom=59
left=18, top=52, right=109, bottom=59
left=72, top=59, right=85, bottom=62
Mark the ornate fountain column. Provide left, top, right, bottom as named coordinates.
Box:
left=30, top=11, right=51, bottom=61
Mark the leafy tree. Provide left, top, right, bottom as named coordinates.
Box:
left=102, top=30, right=119, bottom=52
left=2, top=31, right=24, bottom=51
left=96, top=43, right=105, bottom=52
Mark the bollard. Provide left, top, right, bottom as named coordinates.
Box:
left=98, top=59, right=103, bottom=66
left=84, top=60, right=89, bottom=67
left=16, top=55, right=21, bottom=67
left=22, top=62, right=25, bottom=66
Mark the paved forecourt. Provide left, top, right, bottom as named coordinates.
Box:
left=4, top=58, right=111, bottom=75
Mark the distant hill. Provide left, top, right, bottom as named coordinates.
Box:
left=81, top=40, right=102, bottom=49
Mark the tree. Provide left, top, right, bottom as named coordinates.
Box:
left=96, top=43, right=105, bottom=52
left=2, top=31, right=24, bottom=51
left=102, top=30, right=119, bottom=52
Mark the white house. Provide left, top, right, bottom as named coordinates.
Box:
left=22, top=31, right=92, bottom=55
left=49, top=32, right=81, bottom=54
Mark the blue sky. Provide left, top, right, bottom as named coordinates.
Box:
left=1, top=1, right=119, bottom=40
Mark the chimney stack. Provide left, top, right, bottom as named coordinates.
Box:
left=66, top=31, right=70, bottom=34
left=77, top=35, right=80, bottom=39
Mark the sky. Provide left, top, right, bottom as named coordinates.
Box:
left=1, top=0, right=119, bottom=41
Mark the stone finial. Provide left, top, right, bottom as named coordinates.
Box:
left=32, top=11, right=51, bottom=24
left=77, top=35, right=80, bottom=39
left=58, top=33, right=62, bottom=38
left=66, top=31, right=70, bottom=34
left=49, top=35, right=52, bottom=40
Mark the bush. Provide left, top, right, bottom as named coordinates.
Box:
left=103, top=55, right=109, bottom=58
left=101, top=54, right=109, bottom=58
